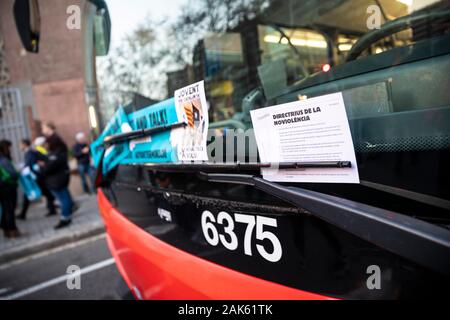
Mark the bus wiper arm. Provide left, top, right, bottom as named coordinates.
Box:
left=199, top=172, right=450, bottom=276
left=139, top=161, right=351, bottom=171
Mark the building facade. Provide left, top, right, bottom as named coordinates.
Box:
left=0, top=0, right=104, bottom=162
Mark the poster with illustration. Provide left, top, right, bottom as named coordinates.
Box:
left=174, top=80, right=209, bottom=161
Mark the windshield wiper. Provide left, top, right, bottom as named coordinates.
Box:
left=197, top=172, right=450, bottom=276
left=136, top=161, right=351, bottom=171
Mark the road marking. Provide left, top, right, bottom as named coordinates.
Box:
left=1, top=258, right=115, bottom=300
left=0, top=287, right=11, bottom=295
left=0, top=233, right=106, bottom=271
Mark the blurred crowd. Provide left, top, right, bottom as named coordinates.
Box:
left=0, top=123, right=95, bottom=239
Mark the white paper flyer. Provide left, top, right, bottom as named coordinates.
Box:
left=250, top=92, right=359, bottom=183
left=174, top=80, right=209, bottom=161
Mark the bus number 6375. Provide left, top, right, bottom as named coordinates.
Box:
left=201, top=210, right=282, bottom=262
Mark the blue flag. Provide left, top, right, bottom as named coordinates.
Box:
left=90, top=106, right=132, bottom=173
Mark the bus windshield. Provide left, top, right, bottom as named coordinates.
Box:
left=96, top=0, right=450, bottom=211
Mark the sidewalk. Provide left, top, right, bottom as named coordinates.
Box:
left=0, top=193, right=105, bottom=265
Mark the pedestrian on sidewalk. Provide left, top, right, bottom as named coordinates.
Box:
left=72, top=132, right=95, bottom=194
left=0, top=139, right=22, bottom=238
left=40, top=122, right=78, bottom=229
left=17, top=138, right=57, bottom=220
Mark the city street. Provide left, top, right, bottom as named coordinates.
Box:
left=0, top=234, right=124, bottom=300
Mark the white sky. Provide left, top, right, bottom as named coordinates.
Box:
left=105, top=0, right=187, bottom=50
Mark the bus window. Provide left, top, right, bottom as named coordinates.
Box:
left=200, top=32, right=247, bottom=122
left=257, top=25, right=329, bottom=98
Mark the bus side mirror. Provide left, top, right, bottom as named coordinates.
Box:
left=90, top=0, right=111, bottom=56
left=13, top=0, right=40, bottom=53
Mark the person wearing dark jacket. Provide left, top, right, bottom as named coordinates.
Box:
left=0, top=140, right=21, bottom=238
left=72, top=132, right=94, bottom=194
left=40, top=122, right=76, bottom=229
left=17, top=139, right=57, bottom=220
